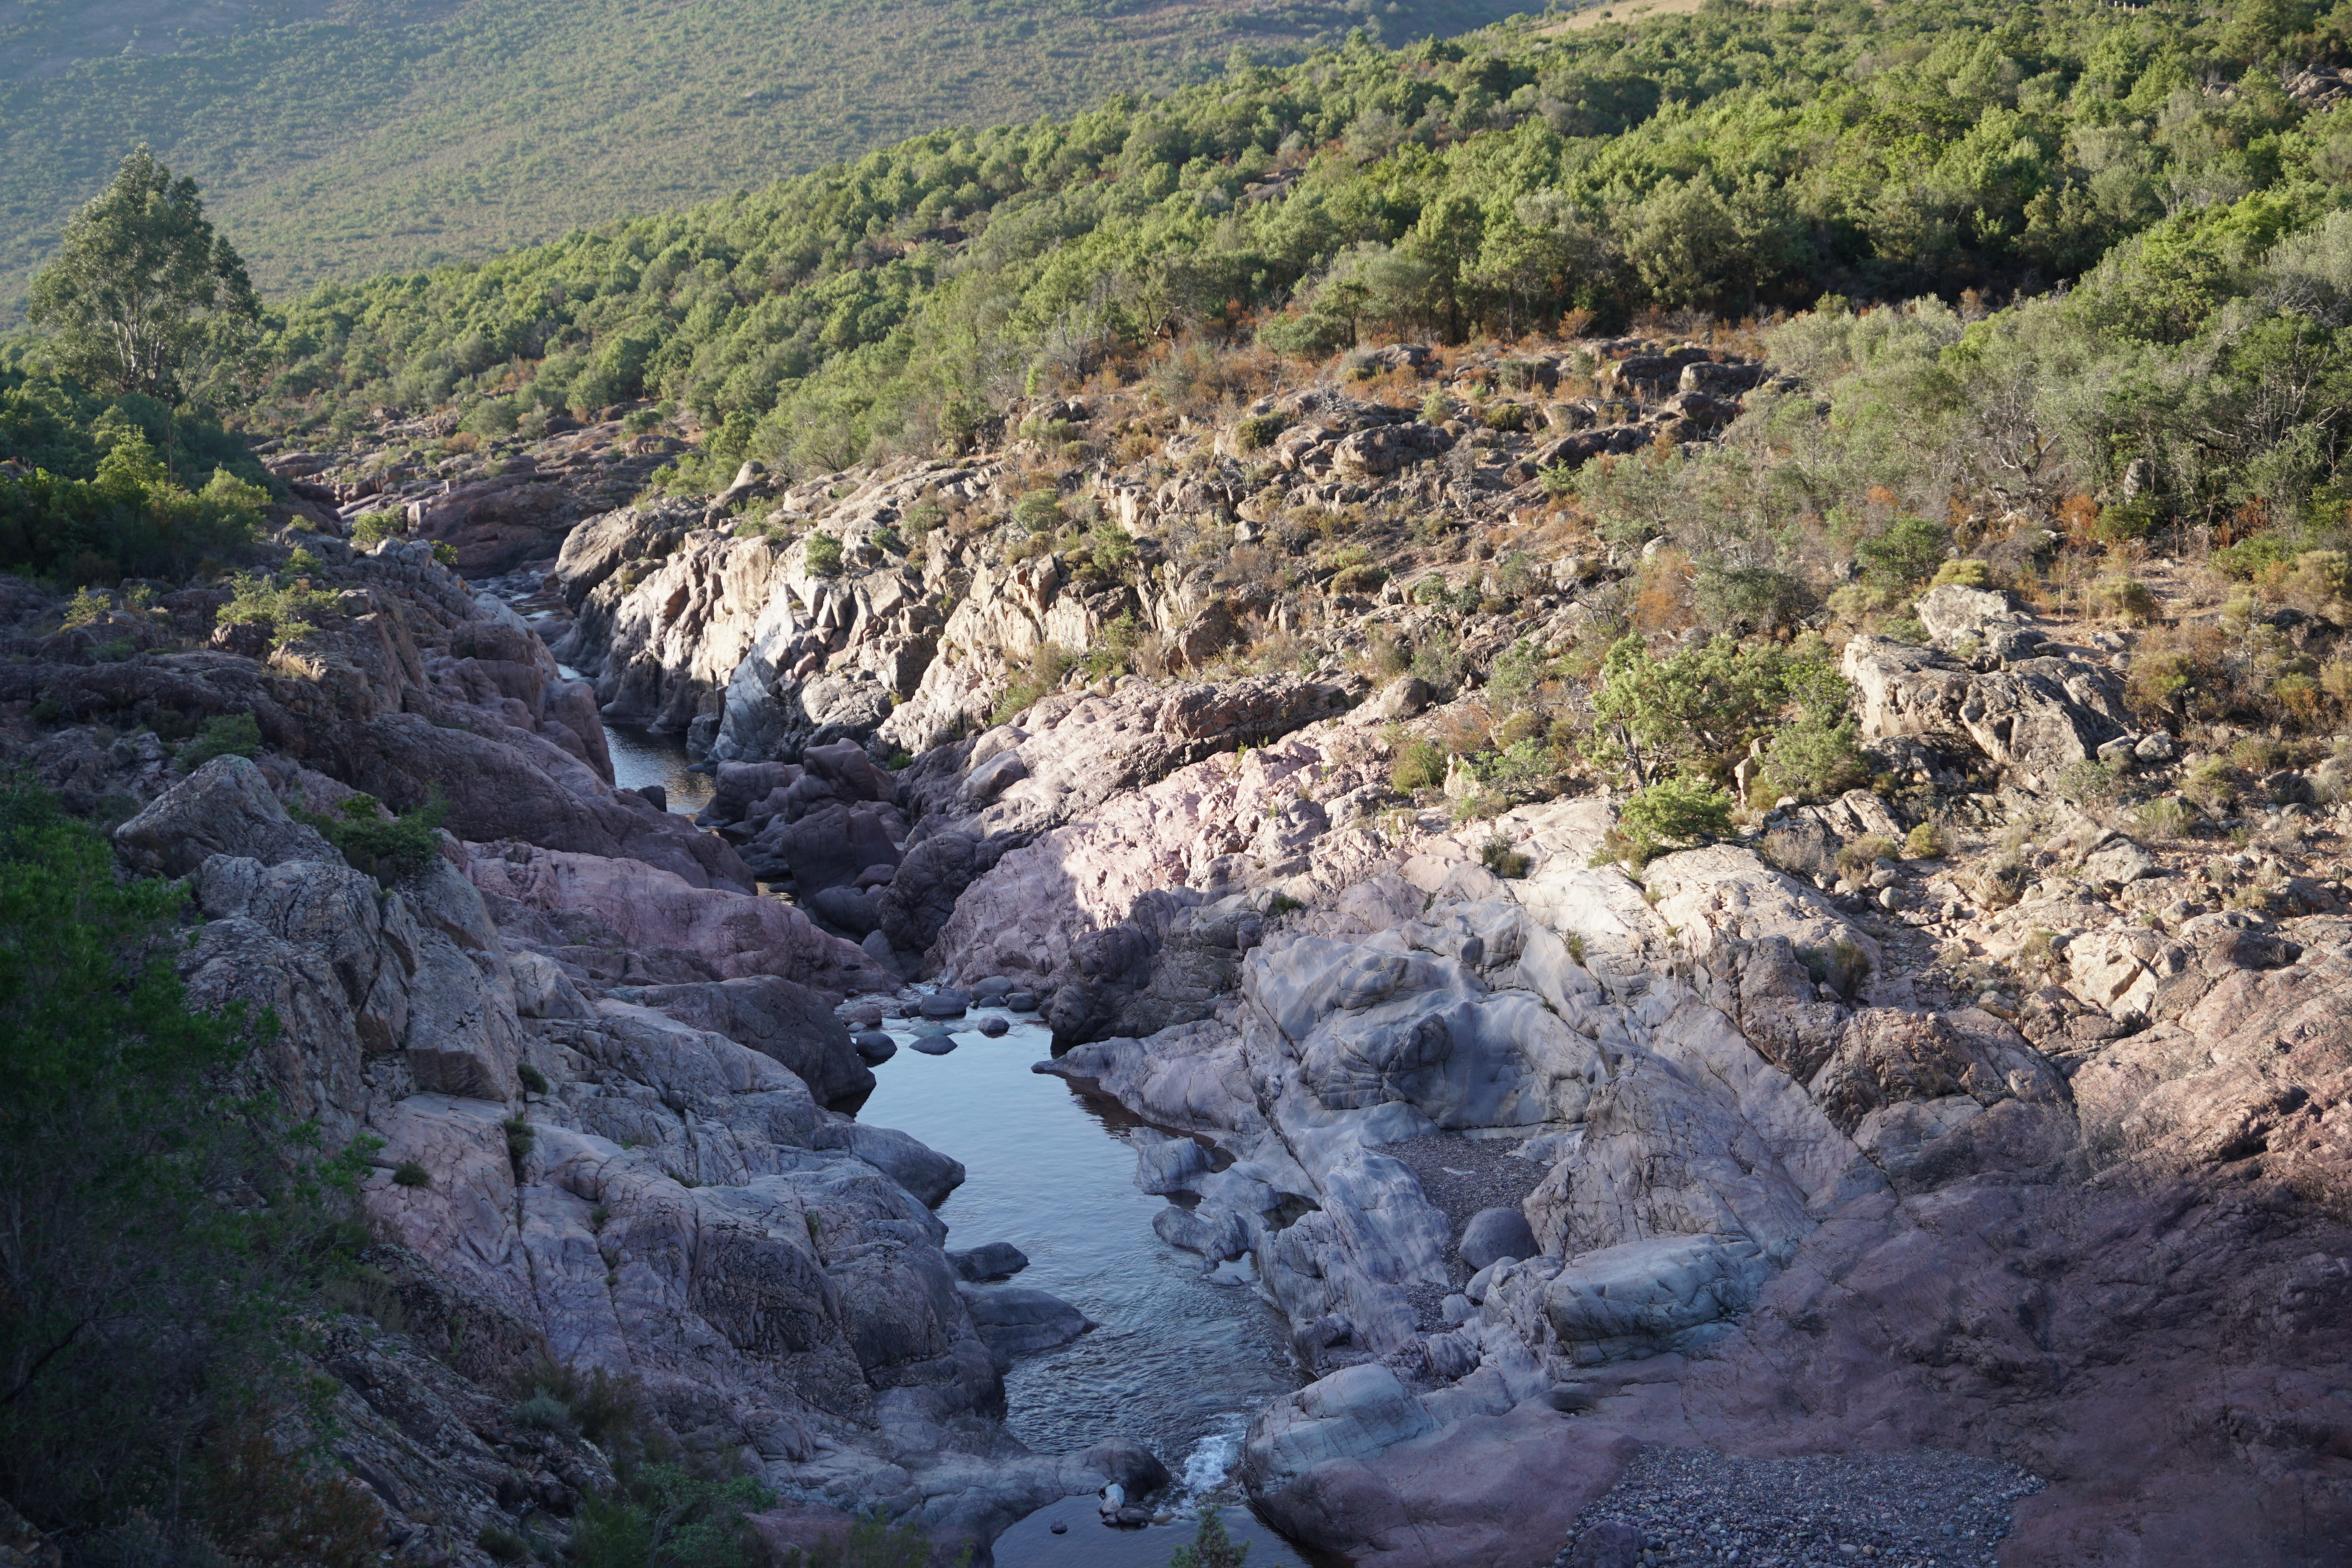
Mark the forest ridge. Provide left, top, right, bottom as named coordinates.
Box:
left=0, top=0, right=1536, bottom=313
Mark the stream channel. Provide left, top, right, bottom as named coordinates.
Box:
left=602, top=727, right=1320, bottom=1566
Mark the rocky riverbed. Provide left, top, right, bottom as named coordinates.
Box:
left=9, top=327, right=2350, bottom=1567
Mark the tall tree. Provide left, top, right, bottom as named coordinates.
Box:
left=27, top=147, right=259, bottom=403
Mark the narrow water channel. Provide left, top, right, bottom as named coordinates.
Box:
left=599, top=727, right=1318, bottom=1565
left=859, top=1017, right=1314, bottom=1567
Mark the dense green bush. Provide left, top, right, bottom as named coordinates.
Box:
left=1586, top=635, right=1859, bottom=801
left=0, top=413, right=266, bottom=582
left=178, top=712, right=263, bottom=767
left=1608, top=777, right=1737, bottom=867
left=294, top=791, right=449, bottom=884
left=0, top=786, right=369, bottom=1546
left=1391, top=736, right=1446, bottom=792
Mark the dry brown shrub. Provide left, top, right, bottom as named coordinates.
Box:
left=1431, top=698, right=1496, bottom=755
left=1632, top=547, right=1695, bottom=637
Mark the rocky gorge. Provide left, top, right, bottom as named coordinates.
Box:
left=5, top=329, right=2350, bottom=1568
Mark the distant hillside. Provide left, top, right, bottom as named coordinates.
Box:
left=0, top=0, right=1536, bottom=311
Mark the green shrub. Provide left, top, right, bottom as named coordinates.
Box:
left=1856, top=516, right=1950, bottom=593
left=1232, top=412, right=1288, bottom=451
left=1392, top=737, right=1446, bottom=791
left=61, top=586, right=111, bottom=628
left=294, top=790, right=449, bottom=883
left=1607, top=776, right=1735, bottom=865
left=391, top=1160, right=430, bottom=1189
left=1480, top=834, right=1531, bottom=878
left=2094, top=496, right=2159, bottom=544
left=1835, top=833, right=1900, bottom=880
left=350, top=509, right=404, bottom=549
left=178, top=712, right=264, bottom=768
left=2089, top=574, right=2156, bottom=625
left=476, top=1523, right=527, bottom=1563
left=219, top=571, right=340, bottom=650
left=1480, top=400, right=1531, bottom=433
left=510, top=1393, right=573, bottom=1434
left=2054, top=758, right=2122, bottom=805
left=0, top=785, right=369, bottom=1540
left=990, top=643, right=1070, bottom=725
left=1929, top=558, right=1993, bottom=590
left=1170, top=1502, right=1250, bottom=1568
left=1693, top=566, right=1813, bottom=636
left=1013, top=489, right=1063, bottom=534
left=2213, top=533, right=2297, bottom=580
left=1902, top=821, right=1947, bottom=858
left=2131, top=796, right=2191, bottom=840
left=569, top=1465, right=774, bottom=1568
left=804, top=533, right=845, bottom=575
left=516, top=1062, right=548, bottom=1095
left=2181, top=756, right=2239, bottom=811
left=0, top=422, right=265, bottom=582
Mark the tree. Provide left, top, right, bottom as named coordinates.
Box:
left=0, top=785, right=365, bottom=1541
left=28, top=147, right=260, bottom=403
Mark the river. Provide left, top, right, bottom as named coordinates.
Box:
left=600, top=727, right=1319, bottom=1566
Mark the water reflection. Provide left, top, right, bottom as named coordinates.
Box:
left=602, top=723, right=716, bottom=815
left=857, top=1017, right=1319, bottom=1567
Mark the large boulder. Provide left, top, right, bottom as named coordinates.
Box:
left=604, top=974, right=871, bottom=1108
left=463, top=841, right=876, bottom=995
left=1841, top=636, right=2130, bottom=781
left=113, top=755, right=338, bottom=878
left=407, top=467, right=596, bottom=576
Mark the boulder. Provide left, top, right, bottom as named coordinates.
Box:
left=113, top=755, right=338, bottom=878
left=1544, top=1233, right=1771, bottom=1364
left=1458, top=1207, right=1538, bottom=1271
left=464, top=841, right=874, bottom=995
left=818, top=1121, right=965, bottom=1208
left=948, top=1242, right=1030, bottom=1282
left=957, top=1284, right=1090, bottom=1362
left=603, top=974, right=871, bottom=1108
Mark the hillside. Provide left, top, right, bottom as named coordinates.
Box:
left=0, top=0, right=1534, bottom=313
left=243, top=0, right=2352, bottom=503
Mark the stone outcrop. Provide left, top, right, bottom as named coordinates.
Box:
left=1842, top=634, right=2133, bottom=785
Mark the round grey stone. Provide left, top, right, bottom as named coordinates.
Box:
left=851, top=1030, right=898, bottom=1065
left=977, top=1015, right=1010, bottom=1037
left=1004, top=989, right=1038, bottom=1012
left=918, top=992, right=968, bottom=1019
left=1459, top=1206, right=1538, bottom=1271
left=908, top=1033, right=957, bottom=1056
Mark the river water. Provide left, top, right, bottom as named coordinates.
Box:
left=602, top=729, right=1319, bottom=1566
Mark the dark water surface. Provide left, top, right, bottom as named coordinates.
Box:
left=602, top=721, right=717, bottom=814
left=860, top=1018, right=1319, bottom=1567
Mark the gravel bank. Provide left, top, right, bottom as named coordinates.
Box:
left=1558, top=1446, right=2044, bottom=1568
left=1380, top=1132, right=1547, bottom=1242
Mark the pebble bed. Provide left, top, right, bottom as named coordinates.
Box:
left=1559, top=1446, right=2045, bottom=1568
left=1379, top=1134, right=1548, bottom=1241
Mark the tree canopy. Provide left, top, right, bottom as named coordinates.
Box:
left=28, top=146, right=260, bottom=404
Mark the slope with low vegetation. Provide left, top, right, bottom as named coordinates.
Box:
left=0, top=0, right=1535, bottom=312
left=235, top=0, right=2352, bottom=504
